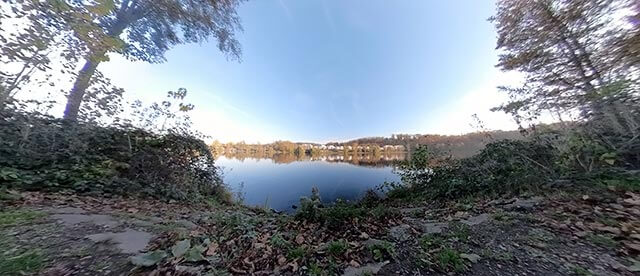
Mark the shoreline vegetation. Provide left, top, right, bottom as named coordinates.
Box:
left=210, top=129, right=523, bottom=161
left=1, top=0, right=640, bottom=275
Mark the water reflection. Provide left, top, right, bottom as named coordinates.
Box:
left=218, top=152, right=407, bottom=167
left=216, top=153, right=405, bottom=212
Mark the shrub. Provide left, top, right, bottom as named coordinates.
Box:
left=295, top=188, right=396, bottom=229
left=394, top=140, right=558, bottom=200
left=295, top=187, right=323, bottom=222
left=321, top=201, right=367, bottom=229
left=0, top=107, right=228, bottom=202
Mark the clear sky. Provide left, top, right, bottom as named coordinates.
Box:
left=100, top=0, right=521, bottom=143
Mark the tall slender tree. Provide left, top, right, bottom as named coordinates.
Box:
left=55, top=0, right=245, bottom=121
left=490, top=0, right=636, bottom=122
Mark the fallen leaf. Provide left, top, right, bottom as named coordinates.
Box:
left=596, top=226, right=622, bottom=236
left=460, top=253, right=481, bottom=263
left=349, top=260, right=360, bottom=267
left=130, top=251, right=167, bottom=267
left=628, top=259, right=640, bottom=272
left=205, top=242, right=218, bottom=256
left=289, top=261, right=299, bottom=272
left=295, top=234, right=304, bottom=245
left=277, top=256, right=287, bottom=266
left=574, top=231, right=590, bottom=238
left=624, top=241, right=640, bottom=252
left=184, top=247, right=205, bottom=262
left=171, top=239, right=191, bottom=258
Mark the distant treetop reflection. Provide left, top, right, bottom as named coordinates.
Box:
left=217, top=152, right=407, bottom=167
left=210, top=130, right=525, bottom=166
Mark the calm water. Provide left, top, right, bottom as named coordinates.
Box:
left=216, top=155, right=404, bottom=212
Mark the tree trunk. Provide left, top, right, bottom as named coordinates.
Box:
left=63, top=58, right=101, bottom=121
left=0, top=87, right=8, bottom=111
left=62, top=15, right=130, bottom=121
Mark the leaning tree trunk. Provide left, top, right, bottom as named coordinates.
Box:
left=62, top=13, right=129, bottom=121
left=63, top=58, right=101, bottom=121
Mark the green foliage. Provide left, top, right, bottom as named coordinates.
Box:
left=295, top=187, right=323, bottom=222
left=393, top=139, right=558, bottom=200
left=359, top=189, right=382, bottom=208
left=269, top=233, right=291, bottom=249
left=321, top=201, right=367, bottom=229
left=307, top=262, right=325, bottom=276
left=419, top=234, right=444, bottom=250
left=436, top=248, right=465, bottom=272
left=370, top=205, right=400, bottom=221
left=597, top=174, right=640, bottom=192
left=572, top=266, right=592, bottom=276
left=396, top=145, right=433, bottom=187
left=491, top=0, right=637, bottom=125
left=448, top=222, right=470, bottom=242
left=295, top=186, right=401, bottom=229
left=0, top=250, right=45, bottom=275
left=0, top=105, right=228, bottom=202
left=171, top=240, right=191, bottom=258
left=287, top=246, right=308, bottom=260
left=586, top=234, right=618, bottom=249
left=211, top=212, right=258, bottom=238
left=0, top=209, right=45, bottom=228
left=327, top=240, right=348, bottom=256
left=367, top=240, right=394, bottom=261
left=130, top=250, right=167, bottom=267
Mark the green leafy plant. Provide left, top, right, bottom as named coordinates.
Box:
left=0, top=250, right=45, bottom=275
left=287, top=246, right=307, bottom=260
left=327, top=240, right=348, bottom=257
left=419, top=234, right=444, bottom=250
left=436, top=247, right=465, bottom=272
left=270, top=233, right=291, bottom=249
left=0, top=209, right=45, bottom=227
left=368, top=240, right=395, bottom=261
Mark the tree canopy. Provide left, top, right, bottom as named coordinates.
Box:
left=3, top=0, right=245, bottom=120
left=491, top=0, right=638, bottom=124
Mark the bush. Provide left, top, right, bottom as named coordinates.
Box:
left=0, top=107, right=228, bottom=202
left=321, top=201, right=368, bottom=229
left=294, top=187, right=323, bottom=222
left=393, top=110, right=640, bottom=201
left=393, top=140, right=559, bottom=200
left=294, top=188, right=397, bottom=229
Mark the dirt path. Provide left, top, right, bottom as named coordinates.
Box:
left=380, top=195, right=640, bottom=275
left=1, top=192, right=213, bottom=275
left=1, top=191, right=639, bottom=275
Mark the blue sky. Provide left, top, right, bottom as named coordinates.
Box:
left=101, top=0, right=520, bottom=143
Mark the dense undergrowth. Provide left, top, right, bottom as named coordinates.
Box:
left=0, top=98, right=231, bottom=203
left=386, top=112, right=640, bottom=203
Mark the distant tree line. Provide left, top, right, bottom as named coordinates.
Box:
left=210, top=129, right=528, bottom=160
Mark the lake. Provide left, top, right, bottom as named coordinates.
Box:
left=216, top=154, right=406, bottom=212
